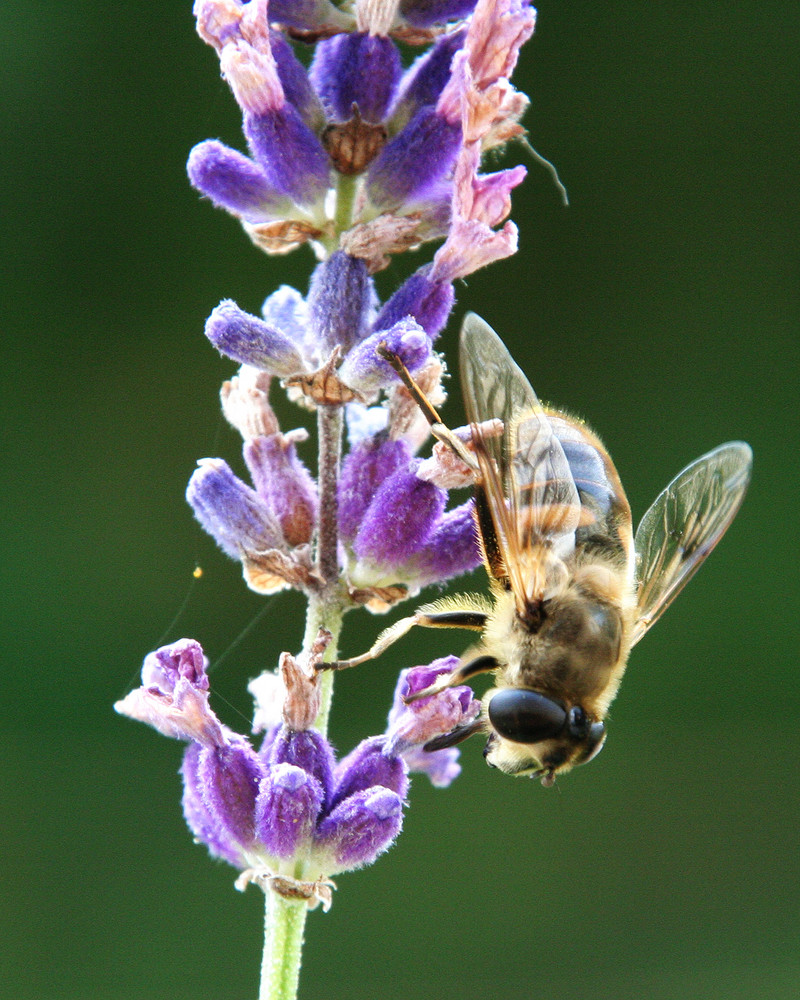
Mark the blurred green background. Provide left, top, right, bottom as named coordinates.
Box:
left=2, top=3, right=798, bottom=999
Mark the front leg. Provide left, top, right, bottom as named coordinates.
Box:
left=322, top=605, right=489, bottom=672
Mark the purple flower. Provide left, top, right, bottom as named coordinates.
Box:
left=244, top=435, right=317, bottom=547
left=114, top=639, right=223, bottom=746
left=337, top=318, right=431, bottom=396
left=309, top=33, right=402, bottom=125
left=256, top=763, right=324, bottom=859
left=385, top=658, right=482, bottom=786
left=190, top=0, right=534, bottom=268
left=205, top=300, right=305, bottom=377
left=339, top=440, right=481, bottom=592
left=314, top=787, right=404, bottom=872
left=186, top=459, right=283, bottom=560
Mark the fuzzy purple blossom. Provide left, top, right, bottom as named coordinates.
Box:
left=385, top=658, right=482, bottom=785
left=119, top=638, right=484, bottom=877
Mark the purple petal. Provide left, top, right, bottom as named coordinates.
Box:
left=255, top=763, right=324, bottom=858
left=410, top=499, right=482, bottom=584
left=338, top=318, right=431, bottom=396
left=186, top=458, right=283, bottom=558
left=266, top=728, right=336, bottom=811
left=141, top=638, right=209, bottom=694
left=205, top=300, right=305, bottom=376
left=386, top=656, right=481, bottom=756
left=114, top=639, right=225, bottom=746
left=187, top=141, right=290, bottom=223
left=195, top=735, right=264, bottom=848
left=270, top=31, right=324, bottom=129
left=331, top=736, right=408, bottom=810
left=307, top=251, right=375, bottom=356
left=182, top=743, right=246, bottom=866
left=353, top=467, right=446, bottom=568
left=397, top=744, right=464, bottom=787
left=373, top=267, right=454, bottom=338
left=310, top=33, right=402, bottom=124
left=367, top=107, right=461, bottom=212
left=338, top=438, right=412, bottom=544
left=244, top=435, right=317, bottom=546
left=244, top=105, right=330, bottom=210
left=314, top=787, right=404, bottom=871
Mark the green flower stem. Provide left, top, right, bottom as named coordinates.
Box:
left=259, top=890, right=308, bottom=1000
left=334, top=173, right=358, bottom=235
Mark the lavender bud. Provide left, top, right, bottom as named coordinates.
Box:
left=331, top=736, right=408, bottom=810
left=352, top=467, right=446, bottom=569
left=186, top=459, right=283, bottom=559
left=374, top=267, right=455, bottom=338
left=339, top=437, right=413, bottom=544
left=244, top=436, right=317, bottom=546
left=310, top=33, right=402, bottom=124
left=187, top=141, right=292, bottom=223
left=270, top=31, right=324, bottom=130
left=244, top=105, right=330, bottom=210
left=205, top=300, right=304, bottom=377
left=409, top=499, right=482, bottom=585
left=367, top=107, right=461, bottom=212
left=255, top=763, right=324, bottom=859
left=195, top=735, right=264, bottom=848
left=314, top=787, right=404, bottom=872
left=182, top=743, right=246, bottom=866
left=307, top=252, right=374, bottom=356
left=267, top=728, right=336, bottom=812
left=338, top=319, right=430, bottom=396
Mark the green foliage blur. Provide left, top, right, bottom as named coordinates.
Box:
left=2, top=4, right=798, bottom=998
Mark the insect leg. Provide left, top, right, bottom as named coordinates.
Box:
left=403, top=653, right=500, bottom=702
left=323, top=609, right=489, bottom=672
left=376, top=343, right=479, bottom=471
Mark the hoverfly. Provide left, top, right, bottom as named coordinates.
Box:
left=330, top=314, right=752, bottom=785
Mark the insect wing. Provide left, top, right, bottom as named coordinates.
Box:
left=631, top=441, right=752, bottom=645
left=459, top=314, right=580, bottom=592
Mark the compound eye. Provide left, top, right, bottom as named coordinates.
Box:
left=567, top=705, right=590, bottom=739
left=488, top=689, right=567, bottom=744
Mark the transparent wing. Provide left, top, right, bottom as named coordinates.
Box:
left=459, top=314, right=581, bottom=603
left=632, top=441, right=752, bottom=645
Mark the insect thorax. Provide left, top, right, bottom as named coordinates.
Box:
left=499, top=576, right=628, bottom=712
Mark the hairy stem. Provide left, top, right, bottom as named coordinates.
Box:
left=316, top=405, right=343, bottom=586
left=259, top=891, right=308, bottom=1000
